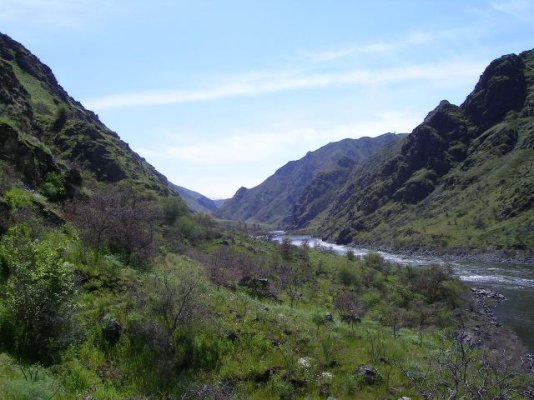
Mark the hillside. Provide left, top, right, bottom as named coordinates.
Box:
left=319, top=50, right=534, bottom=251
left=216, top=133, right=404, bottom=226
left=171, top=183, right=220, bottom=214
left=0, top=32, right=174, bottom=204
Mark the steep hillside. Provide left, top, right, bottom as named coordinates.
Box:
left=321, top=50, right=534, bottom=251
left=292, top=136, right=406, bottom=229
left=171, top=183, right=219, bottom=213
left=216, top=133, right=404, bottom=226
left=0, top=33, right=173, bottom=202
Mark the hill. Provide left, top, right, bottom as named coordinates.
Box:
left=216, top=133, right=405, bottom=226
left=170, top=183, right=220, bottom=213
left=319, top=50, right=534, bottom=251
left=0, top=32, right=175, bottom=207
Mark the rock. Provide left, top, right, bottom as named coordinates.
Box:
left=462, top=53, right=526, bottom=131
left=319, top=371, right=333, bottom=384
left=298, top=357, right=312, bottom=369
left=355, top=365, right=382, bottom=385
left=100, top=314, right=122, bottom=345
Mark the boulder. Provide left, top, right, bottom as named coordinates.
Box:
left=355, top=365, right=382, bottom=385
left=100, top=314, right=122, bottom=345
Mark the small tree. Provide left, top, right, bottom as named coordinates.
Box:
left=335, top=290, right=366, bottom=330
left=65, top=186, right=158, bottom=265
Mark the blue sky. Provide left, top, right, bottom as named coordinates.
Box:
left=1, top=0, right=533, bottom=198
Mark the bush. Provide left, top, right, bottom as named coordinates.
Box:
left=162, top=196, right=188, bottom=225
left=0, top=225, right=75, bottom=363
left=338, top=266, right=359, bottom=286
left=51, top=105, right=68, bottom=132
left=40, top=172, right=66, bottom=201
left=5, top=187, right=33, bottom=210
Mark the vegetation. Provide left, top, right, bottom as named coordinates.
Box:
left=0, top=31, right=532, bottom=399
left=0, top=199, right=531, bottom=398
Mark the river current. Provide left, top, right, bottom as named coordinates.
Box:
left=271, top=233, right=534, bottom=352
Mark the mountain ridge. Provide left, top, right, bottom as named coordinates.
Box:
left=216, top=133, right=405, bottom=226
left=320, top=50, right=534, bottom=250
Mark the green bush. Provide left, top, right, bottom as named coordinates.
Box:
left=40, top=172, right=66, bottom=201
left=338, top=266, right=359, bottom=286
left=162, top=196, right=188, bottom=225
left=0, top=225, right=75, bottom=363
left=5, top=187, right=33, bottom=210
left=51, top=105, right=68, bottom=132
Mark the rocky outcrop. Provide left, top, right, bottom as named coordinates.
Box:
left=462, top=54, right=526, bottom=131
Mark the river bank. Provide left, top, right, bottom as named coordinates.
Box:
left=269, top=232, right=534, bottom=354
left=465, top=287, right=533, bottom=373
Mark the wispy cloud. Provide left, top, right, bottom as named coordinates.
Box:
left=491, top=0, right=534, bottom=20
left=301, top=28, right=470, bottom=62
left=139, top=111, right=422, bottom=167
left=85, top=60, right=484, bottom=110
left=0, top=0, right=122, bottom=29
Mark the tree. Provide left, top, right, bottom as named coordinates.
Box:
left=277, top=260, right=310, bottom=308
left=65, top=186, right=158, bottom=265
left=335, top=290, right=366, bottom=329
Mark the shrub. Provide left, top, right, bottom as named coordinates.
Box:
left=338, top=266, right=359, bottom=286
left=5, top=187, right=33, bottom=210
left=51, top=105, right=68, bottom=132
left=40, top=172, right=66, bottom=201
left=0, top=225, right=75, bottom=363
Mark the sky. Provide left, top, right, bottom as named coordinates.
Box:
left=1, top=0, right=533, bottom=199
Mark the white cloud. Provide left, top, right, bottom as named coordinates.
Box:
left=84, top=60, right=485, bottom=110
left=138, top=110, right=423, bottom=198
left=140, top=111, right=422, bottom=167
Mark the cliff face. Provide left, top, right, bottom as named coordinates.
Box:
left=0, top=32, right=171, bottom=196
left=322, top=50, right=534, bottom=250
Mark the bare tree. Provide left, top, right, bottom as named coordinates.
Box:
left=65, top=186, right=158, bottom=265
left=335, top=290, right=366, bottom=330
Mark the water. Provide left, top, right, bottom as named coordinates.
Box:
left=271, top=233, right=534, bottom=352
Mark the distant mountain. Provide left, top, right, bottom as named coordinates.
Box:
left=320, top=50, right=534, bottom=250
left=170, top=184, right=219, bottom=213
left=0, top=32, right=182, bottom=210
left=212, top=199, right=227, bottom=208
left=216, top=133, right=405, bottom=226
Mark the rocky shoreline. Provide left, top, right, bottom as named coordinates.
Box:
left=465, top=287, right=533, bottom=373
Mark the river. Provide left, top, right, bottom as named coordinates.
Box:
left=270, top=233, right=534, bottom=352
